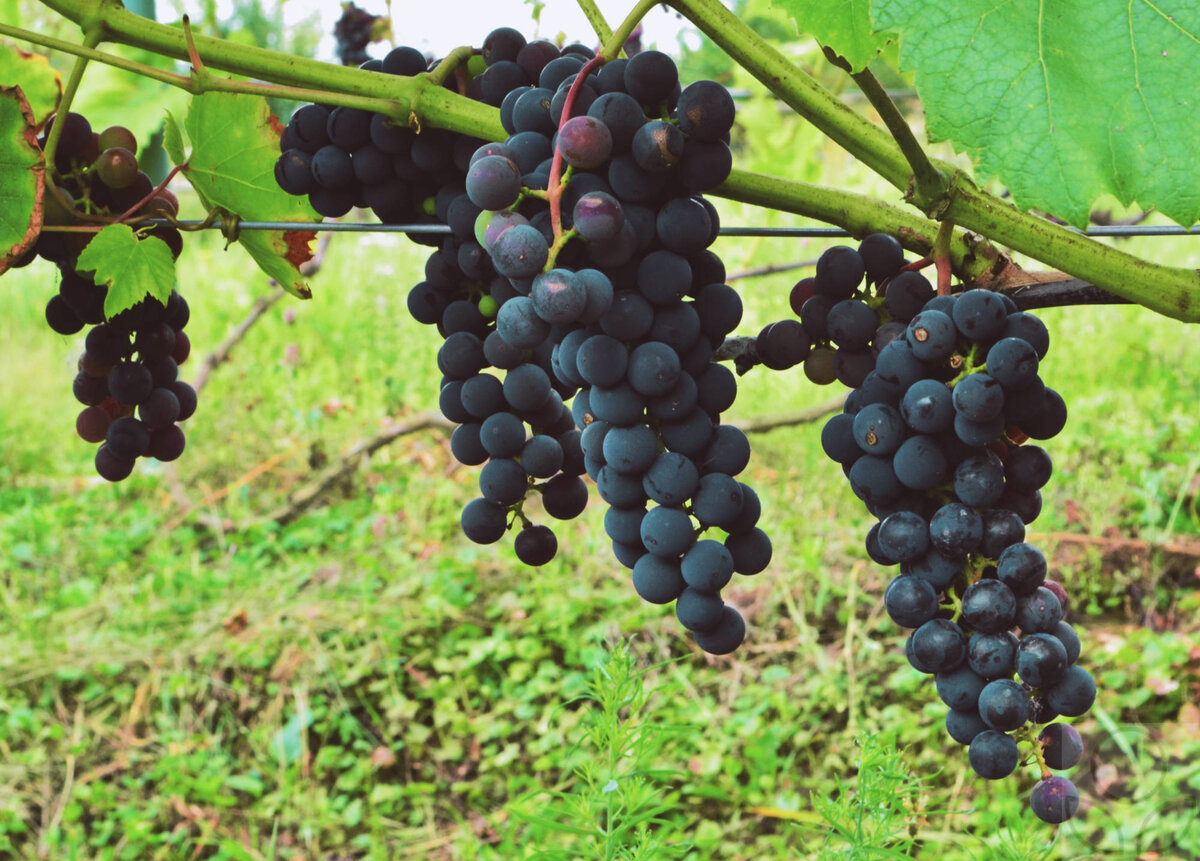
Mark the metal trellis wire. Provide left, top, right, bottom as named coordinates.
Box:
left=148, top=220, right=1200, bottom=238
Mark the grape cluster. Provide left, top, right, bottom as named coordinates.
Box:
left=22, top=113, right=197, bottom=481
left=273, top=30, right=766, bottom=654
left=274, top=44, right=441, bottom=223
left=802, top=239, right=1090, bottom=823
left=332, top=2, right=386, bottom=67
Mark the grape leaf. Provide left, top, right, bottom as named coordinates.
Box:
left=0, top=86, right=44, bottom=275
left=873, top=0, right=1200, bottom=227
left=0, top=42, right=62, bottom=125
left=162, top=109, right=188, bottom=166
left=772, top=0, right=894, bottom=70
left=182, top=92, right=317, bottom=298
left=76, top=223, right=176, bottom=318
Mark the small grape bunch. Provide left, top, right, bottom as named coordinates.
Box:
left=36, top=114, right=197, bottom=481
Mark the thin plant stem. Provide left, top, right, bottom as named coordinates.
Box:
left=428, top=46, right=474, bottom=87
left=846, top=57, right=948, bottom=213
left=0, top=21, right=401, bottom=116
left=576, top=0, right=615, bottom=45
left=601, top=0, right=661, bottom=60
left=933, top=219, right=954, bottom=294
left=548, top=55, right=604, bottom=240
left=41, top=28, right=101, bottom=170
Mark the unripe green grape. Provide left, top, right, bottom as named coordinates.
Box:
left=474, top=209, right=492, bottom=246
left=478, top=295, right=499, bottom=318
left=95, top=146, right=139, bottom=189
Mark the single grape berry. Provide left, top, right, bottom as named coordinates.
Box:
left=514, top=524, right=558, bottom=566
left=1030, top=776, right=1080, bottom=823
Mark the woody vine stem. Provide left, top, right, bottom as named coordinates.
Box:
left=7, top=0, right=1200, bottom=322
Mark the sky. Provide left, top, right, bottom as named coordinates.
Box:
left=186, top=0, right=701, bottom=61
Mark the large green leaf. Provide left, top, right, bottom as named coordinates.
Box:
left=182, top=92, right=318, bottom=299
left=0, top=85, right=43, bottom=275
left=772, top=0, right=894, bottom=70
left=76, top=223, right=176, bottom=318
left=0, top=42, right=62, bottom=126
left=873, top=0, right=1200, bottom=227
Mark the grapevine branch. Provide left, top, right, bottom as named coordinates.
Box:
left=576, top=0, right=615, bottom=45
left=0, top=21, right=410, bottom=119
left=20, top=0, right=1200, bottom=321
left=823, top=47, right=947, bottom=214
left=662, top=0, right=1200, bottom=322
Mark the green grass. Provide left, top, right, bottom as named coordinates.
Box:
left=3, top=227, right=1199, bottom=859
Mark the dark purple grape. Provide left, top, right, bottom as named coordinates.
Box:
left=76, top=406, right=113, bottom=443
left=148, top=425, right=186, bottom=461
left=623, top=50, right=678, bottom=107
left=911, top=618, right=967, bottom=673
left=978, top=678, right=1030, bottom=731
left=859, top=233, right=905, bottom=281
left=170, top=381, right=197, bottom=421
left=557, top=115, right=613, bottom=169
left=631, top=121, right=684, bottom=173
left=107, top=362, right=154, bottom=405
left=105, top=415, right=149, bottom=461
left=465, top=154, right=521, bottom=211
left=137, top=387, right=181, bottom=429
left=960, top=579, right=1017, bottom=634
left=813, top=246, right=864, bottom=300
left=461, top=497, right=508, bottom=544
left=1017, top=632, right=1069, bottom=688
left=969, top=730, right=1018, bottom=779
left=573, top=191, right=625, bottom=242
left=45, top=295, right=84, bottom=334
left=998, top=546, right=1046, bottom=599
left=884, top=574, right=938, bottom=628
left=1030, top=776, right=1079, bottom=823
left=906, top=309, right=957, bottom=361
left=1039, top=723, right=1084, bottom=770
left=675, top=80, right=735, bottom=142
left=95, top=444, right=135, bottom=481
left=693, top=605, right=746, bottom=654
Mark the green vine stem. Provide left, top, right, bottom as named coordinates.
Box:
left=664, top=0, right=1200, bottom=322
left=932, top=219, right=954, bottom=295
left=601, top=0, right=661, bottom=60
left=427, top=45, right=474, bottom=88
left=23, top=0, right=506, bottom=140
left=0, top=22, right=427, bottom=121
left=22, top=0, right=1200, bottom=321
left=715, top=170, right=979, bottom=277
left=666, top=0, right=909, bottom=189
left=840, top=53, right=948, bottom=214
left=947, top=179, right=1200, bottom=322
left=576, top=0, right=614, bottom=45
left=41, top=27, right=101, bottom=169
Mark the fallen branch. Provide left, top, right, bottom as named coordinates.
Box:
left=263, top=411, right=454, bottom=526
left=726, top=258, right=818, bottom=282
left=1028, top=531, right=1200, bottom=559
left=730, top=395, right=845, bottom=433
